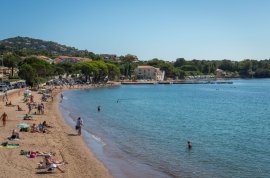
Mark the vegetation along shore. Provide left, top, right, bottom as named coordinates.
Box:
left=1, top=36, right=270, bottom=90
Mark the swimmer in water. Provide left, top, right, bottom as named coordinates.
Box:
left=187, top=141, right=192, bottom=150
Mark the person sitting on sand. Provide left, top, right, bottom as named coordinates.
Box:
left=31, top=123, right=40, bottom=133
left=23, top=114, right=33, bottom=120
left=17, top=105, right=23, bottom=111
left=42, top=121, right=52, bottom=128
left=6, top=101, right=15, bottom=107
left=38, top=122, right=51, bottom=133
left=8, top=129, right=20, bottom=140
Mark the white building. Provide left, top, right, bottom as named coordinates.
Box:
left=135, top=66, right=165, bottom=81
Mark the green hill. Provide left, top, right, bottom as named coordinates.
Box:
left=0, top=36, right=96, bottom=58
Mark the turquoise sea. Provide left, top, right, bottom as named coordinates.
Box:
left=60, top=79, right=270, bottom=178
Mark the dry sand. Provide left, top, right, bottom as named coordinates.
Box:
left=0, top=88, right=113, bottom=178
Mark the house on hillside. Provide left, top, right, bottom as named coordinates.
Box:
left=100, top=54, right=120, bottom=62
left=134, top=66, right=165, bottom=81
left=215, top=69, right=226, bottom=78
left=54, top=56, right=92, bottom=64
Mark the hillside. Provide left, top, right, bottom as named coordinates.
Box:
left=0, top=36, right=95, bottom=58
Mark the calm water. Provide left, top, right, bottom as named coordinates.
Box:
left=60, top=79, right=270, bottom=178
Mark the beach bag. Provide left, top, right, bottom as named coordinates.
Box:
left=75, top=126, right=79, bottom=130
left=30, top=153, right=37, bottom=158
left=2, top=142, right=8, bottom=146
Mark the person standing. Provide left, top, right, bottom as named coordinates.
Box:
left=76, top=117, right=83, bottom=136
left=4, top=91, right=8, bottom=101
left=0, top=112, right=8, bottom=127
left=28, top=103, right=32, bottom=114
left=60, top=93, right=64, bottom=103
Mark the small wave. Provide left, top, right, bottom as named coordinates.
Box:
left=91, top=134, right=106, bottom=146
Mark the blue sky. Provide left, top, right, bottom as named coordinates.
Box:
left=1, top=0, right=270, bottom=61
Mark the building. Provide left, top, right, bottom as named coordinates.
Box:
left=0, top=66, right=19, bottom=80
left=135, top=66, right=165, bottom=81
left=54, top=56, right=92, bottom=64
left=99, top=54, right=120, bottom=62
left=215, top=69, right=226, bottom=78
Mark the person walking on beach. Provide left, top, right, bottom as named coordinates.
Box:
left=4, top=91, right=8, bottom=101
left=60, top=93, right=64, bottom=103
left=76, top=117, right=83, bottom=136
left=28, top=103, right=32, bottom=114
left=0, top=112, right=8, bottom=127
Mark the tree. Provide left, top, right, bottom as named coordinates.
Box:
left=56, top=62, right=74, bottom=75
left=106, top=63, right=120, bottom=80
left=174, top=58, right=186, bottom=68
left=218, top=59, right=235, bottom=72
left=239, top=60, right=252, bottom=77
left=180, top=65, right=198, bottom=72
left=20, top=57, right=52, bottom=77
left=93, top=61, right=108, bottom=82
left=3, top=54, right=20, bottom=76
left=18, top=64, right=37, bottom=86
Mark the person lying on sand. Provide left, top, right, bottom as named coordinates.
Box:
left=27, top=151, right=54, bottom=158
left=38, top=154, right=67, bottom=173
left=6, top=101, right=15, bottom=107
left=23, top=114, right=33, bottom=120
left=21, top=150, right=56, bottom=157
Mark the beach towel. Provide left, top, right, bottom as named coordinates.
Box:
left=0, top=143, right=19, bottom=148
left=16, top=123, right=30, bottom=128
left=17, top=115, right=34, bottom=119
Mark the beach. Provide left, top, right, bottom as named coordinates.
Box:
left=0, top=87, right=112, bottom=178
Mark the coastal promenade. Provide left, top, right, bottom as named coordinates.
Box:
left=0, top=86, right=112, bottom=178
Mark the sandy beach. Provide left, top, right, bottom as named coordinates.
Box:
left=0, top=87, right=113, bottom=178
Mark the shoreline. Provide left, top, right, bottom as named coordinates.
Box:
left=0, top=86, right=113, bottom=178
left=59, top=87, right=173, bottom=178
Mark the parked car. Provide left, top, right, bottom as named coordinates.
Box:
left=0, top=84, right=8, bottom=92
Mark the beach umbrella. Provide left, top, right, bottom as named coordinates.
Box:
left=16, top=123, right=30, bottom=128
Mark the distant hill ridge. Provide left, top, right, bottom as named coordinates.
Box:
left=0, top=36, right=94, bottom=57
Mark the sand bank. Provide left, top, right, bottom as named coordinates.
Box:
left=0, top=87, right=113, bottom=178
